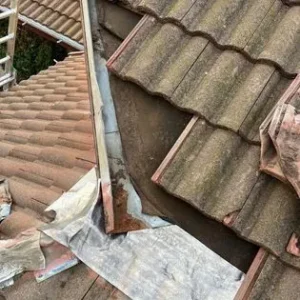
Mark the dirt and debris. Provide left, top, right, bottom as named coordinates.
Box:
left=260, top=76, right=300, bottom=197
left=112, top=184, right=147, bottom=233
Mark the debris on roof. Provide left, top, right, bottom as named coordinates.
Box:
left=34, top=239, right=79, bottom=283
left=260, top=74, right=300, bottom=197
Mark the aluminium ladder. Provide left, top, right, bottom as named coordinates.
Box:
left=0, top=0, right=18, bottom=89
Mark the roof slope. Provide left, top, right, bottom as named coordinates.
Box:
left=0, top=52, right=95, bottom=239
left=109, top=17, right=292, bottom=143
left=249, top=254, right=300, bottom=300
left=122, top=0, right=300, bottom=74
left=0, top=0, right=83, bottom=44
left=107, top=0, right=300, bottom=287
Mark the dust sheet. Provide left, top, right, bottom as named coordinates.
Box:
left=40, top=169, right=244, bottom=300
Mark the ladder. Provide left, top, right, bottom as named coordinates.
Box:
left=0, top=0, right=18, bottom=88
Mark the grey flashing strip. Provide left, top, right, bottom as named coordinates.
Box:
left=0, top=6, right=84, bottom=51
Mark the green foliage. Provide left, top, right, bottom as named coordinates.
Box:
left=0, top=20, right=67, bottom=82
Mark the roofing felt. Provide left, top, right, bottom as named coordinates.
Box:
left=0, top=52, right=95, bottom=239
left=107, top=0, right=300, bottom=276
left=0, top=0, right=83, bottom=44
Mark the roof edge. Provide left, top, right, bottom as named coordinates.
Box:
left=0, top=6, right=84, bottom=51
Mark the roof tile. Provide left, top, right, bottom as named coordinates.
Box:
left=8, top=176, right=60, bottom=212
left=0, top=0, right=82, bottom=44
left=110, top=17, right=292, bottom=142
left=249, top=254, right=300, bottom=300
left=0, top=209, right=44, bottom=238
left=156, top=119, right=260, bottom=221
left=0, top=53, right=95, bottom=238
left=125, top=0, right=300, bottom=74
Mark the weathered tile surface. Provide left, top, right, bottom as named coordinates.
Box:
left=120, top=0, right=300, bottom=74
left=249, top=255, right=300, bottom=300
left=157, top=119, right=261, bottom=221
left=109, top=17, right=293, bottom=142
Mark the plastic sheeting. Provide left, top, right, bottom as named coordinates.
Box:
left=0, top=179, right=12, bottom=221
left=0, top=229, right=45, bottom=288
left=41, top=169, right=244, bottom=300
left=260, top=78, right=300, bottom=197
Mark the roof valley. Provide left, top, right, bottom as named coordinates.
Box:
left=108, top=0, right=300, bottom=275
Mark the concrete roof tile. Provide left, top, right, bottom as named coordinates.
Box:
left=109, top=17, right=293, bottom=142
left=125, top=0, right=300, bottom=73
left=249, top=254, right=300, bottom=300
left=157, top=119, right=261, bottom=221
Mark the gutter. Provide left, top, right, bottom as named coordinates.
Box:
left=0, top=6, right=84, bottom=51
left=81, top=0, right=168, bottom=233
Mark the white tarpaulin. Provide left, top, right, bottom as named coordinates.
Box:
left=0, top=229, right=45, bottom=288
left=0, top=179, right=12, bottom=222
left=40, top=169, right=244, bottom=300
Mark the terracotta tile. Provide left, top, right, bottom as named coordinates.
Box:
left=45, top=120, right=77, bottom=132
left=0, top=141, right=15, bottom=157
left=37, top=110, right=65, bottom=121
left=0, top=119, right=22, bottom=129
left=62, top=110, right=90, bottom=120
left=29, top=131, right=61, bottom=146
left=0, top=53, right=94, bottom=249
left=21, top=119, right=50, bottom=131
left=39, top=147, right=78, bottom=168
left=74, top=120, right=93, bottom=133
left=10, top=144, right=41, bottom=161
left=1, top=0, right=82, bottom=43
left=9, top=176, right=62, bottom=212
left=0, top=210, right=44, bottom=238
left=42, top=94, right=66, bottom=102
left=4, top=130, right=33, bottom=144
